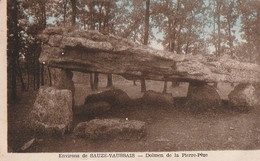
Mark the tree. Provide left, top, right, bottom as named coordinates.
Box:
left=152, top=0, right=207, bottom=92
left=237, top=0, right=260, bottom=64
left=222, top=0, right=238, bottom=57
left=8, top=0, right=20, bottom=100
left=22, top=0, right=51, bottom=89
left=70, top=0, right=77, bottom=27
left=216, top=0, right=223, bottom=57
left=103, top=0, right=114, bottom=88
left=49, top=0, right=71, bottom=27
left=141, top=0, right=150, bottom=93
left=80, top=0, right=119, bottom=89
left=209, top=0, right=227, bottom=57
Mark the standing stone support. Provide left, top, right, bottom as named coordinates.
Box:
left=30, top=86, right=73, bottom=135
left=49, top=68, right=75, bottom=106
left=107, top=74, right=113, bottom=88
left=228, top=84, right=258, bottom=110
left=162, top=81, right=167, bottom=93
left=90, top=72, right=94, bottom=90
left=30, top=68, right=76, bottom=135
left=185, top=82, right=221, bottom=112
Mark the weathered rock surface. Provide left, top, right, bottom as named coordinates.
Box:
left=49, top=68, right=75, bottom=107
left=142, top=90, right=174, bottom=107
left=185, top=82, right=222, bottom=112
left=75, top=89, right=131, bottom=115
left=50, top=68, right=75, bottom=97
left=84, top=89, right=131, bottom=107
left=77, top=101, right=111, bottom=115
left=73, top=119, right=146, bottom=140
left=228, top=84, right=258, bottom=110
left=255, top=84, right=260, bottom=106
left=38, top=27, right=260, bottom=84
left=30, top=86, right=73, bottom=135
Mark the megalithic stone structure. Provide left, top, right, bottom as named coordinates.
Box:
left=36, top=27, right=259, bottom=113
left=38, top=27, right=260, bottom=84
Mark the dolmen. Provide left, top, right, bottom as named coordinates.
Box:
left=37, top=27, right=259, bottom=111
left=30, top=27, right=260, bottom=135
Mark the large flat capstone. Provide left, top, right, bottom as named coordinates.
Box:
left=73, top=119, right=146, bottom=140
left=38, top=27, right=260, bottom=84
left=30, top=86, right=73, bottom=135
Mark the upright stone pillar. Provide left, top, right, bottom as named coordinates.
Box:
left=185, top=82, right=221, bottom=112
left=30, top=87, right=73, bottom=135
left=30, top=68, right=75, bottom=135
left=50, top=68, right=75, bottom=106
left=228, top=84, right=258, bottom=111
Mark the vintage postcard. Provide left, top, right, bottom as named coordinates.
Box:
left=1, top=0, right=260, bottom=160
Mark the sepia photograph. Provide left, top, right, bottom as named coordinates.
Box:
left=2, top=0, right=260, bottom=160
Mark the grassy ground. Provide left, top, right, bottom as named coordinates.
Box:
left=7, top=73, right=260, bottom=152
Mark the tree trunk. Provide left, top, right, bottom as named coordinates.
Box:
left=9, top=0, right=19, bottom=100
left=167, top=17, right=173, bottom=51
left=83, top=8, right=86, bottom=29
left=213, top=1, right=218, bottom=55
left=63, top=0, right=68, bottom=27
left=176, top=23, right=183, bottom=54
left=107, top=74, right=113, bottom=87
left=70, top=0, right=76, bottom=27
left=11, top=57, right=17, bottom=100
left=185, top=23, right=192, bottom=55
left=227, top=18, right=233, bottom=57
left=141, top=0, right=150, bottom=93
left=169, top=0, right=180, bottom=53
left=42, top=2, right=47, bottom=28
left=17, top=60, right=25, bottom=91
left=217, top=0, right=221, bottom=57
left=47, top=67, right=52, bottom=86
left=27, top=60, right=30, bottom=90
left=144, top=0, right=150, bottom=45
left=36, top=59, right=40, bottom=89
left=33, top=53, right=36, bottom=90
left=41, top=64, right=44, bottom=86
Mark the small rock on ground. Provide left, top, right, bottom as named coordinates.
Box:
left=142, top=90, right=174, bottom=107
left=84, top=89, right=131, bottom=107
left=73, top=118, right=146, bottom=140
